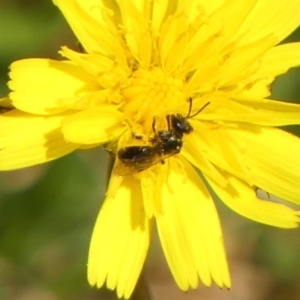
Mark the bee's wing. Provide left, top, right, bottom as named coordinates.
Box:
left=103, top=140, right=119, bottom=157
left=113, top=152, right=176, bottom=176
left=113, top=160, right=150, bottom=176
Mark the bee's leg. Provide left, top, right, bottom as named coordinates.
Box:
left=166, top=114, right=172, bottom=131
left=125, top=118, right=144, bottom=140
left=153, top=116, right=161, bottom=134
left=132, top=132, right=143, bottom=140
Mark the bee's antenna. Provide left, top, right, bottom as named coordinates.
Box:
left=188, top=101, right=210, bottom=118
left=184, top=97, right=193, bottom=118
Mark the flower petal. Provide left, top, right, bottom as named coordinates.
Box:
left=237, top=0, right=300, bottom=44
left=238, top=127, right=300, bottom=206
left=88, top=176, right=150, bottom=299
left=117, top=1, right=152, bottom=67
left=189, top=0, right=225, bottom=15
left=186, top=34, right=275, bottom=92
left=237, top=42, right=300, bottom=99
left=54, top=0, right=118, bottom=56
left=60, top=46, right=115, bottom=77
left=206, top=171, right=300, bottom=228
left=189, top=123, right=249, bottom=182
left=196, top=123, right=300, bottom=206
left=0, top=110, right=78, bottom=170
left=151, top=0, right=170, bottom=31
left=60, top=47, right=130, bottom=90
left=197, top=98, right=300, bottom=126
left=140, top=165, right=168, bottom=219
left=217, top=35, right=276, bottom=86
left=207, top=0, right=258, bottom=44
left=8, top=59, right=99, bottom=115
left=237, top=99, right=300, bottom=126
left=181, top=142, right=228, bottom=188
left=250, top=42, right=300, bottom=79
left=156, top=157, right=230, bottom=290
left=237, top=78, right=273, bottom=99
left=159, top=11, right=191, bottom=73
left=61, top=107, right=124, bottom=144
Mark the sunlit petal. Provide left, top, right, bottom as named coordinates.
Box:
left=0, top=110, right=78, bottom=170
left=249, top=42, right=300, bottom=79
left=196, top=98, right=300, bottom=126
left=61, top=107, right=124, bottom=144
left=53, top=0, right=119, bottom=56
left=117, top=1, right=152, bottom=67
left=88, top=176, right=151, bottom=299
left=236, top=0, right=300, bottom=44
left=189, top=123, right=249, bottom=182
left=198, top=124, right=300, bottom=205
left=157, top=157, right=230, bottom=290
left=8, top=59, right=99, bottom=114
left=206, top=171, right=300, bottom=228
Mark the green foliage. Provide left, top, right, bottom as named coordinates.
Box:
left=0, top=151, right=108, bottom=299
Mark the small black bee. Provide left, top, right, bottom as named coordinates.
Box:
left=114, top=98, right=210, bottom=176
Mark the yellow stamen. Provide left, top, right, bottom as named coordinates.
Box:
left=122, top=67, right=185, bottom=135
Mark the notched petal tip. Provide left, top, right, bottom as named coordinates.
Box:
left=87, top=176, right=150, bottom=299
left=8, top=58, right=99, bottom=115
left=208, top=171, right=300, bottom=229
left=157, top=157, right=231, bottom=292
left=0, top=110, right=78, bottom=170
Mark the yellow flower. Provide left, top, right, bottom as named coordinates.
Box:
left=1, top=0, right=300, bottom=298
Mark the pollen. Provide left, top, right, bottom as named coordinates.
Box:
left=122, top=67, right=185, bottom=135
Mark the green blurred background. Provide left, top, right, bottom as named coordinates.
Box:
left=0, top=1, right=300, bottom=300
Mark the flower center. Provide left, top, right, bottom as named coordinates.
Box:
left=122, top=68, right=186, bottom=136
